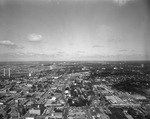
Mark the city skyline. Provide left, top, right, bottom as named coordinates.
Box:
left=0, top=0, right=150, bottom=61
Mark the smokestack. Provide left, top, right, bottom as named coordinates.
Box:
left=4, top=68, right=5, bottom=76
left=8, top=68, right=10, bottom=77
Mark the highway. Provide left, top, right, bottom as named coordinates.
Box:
left=61, top=70, right=70, bottom=119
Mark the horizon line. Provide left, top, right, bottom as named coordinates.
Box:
left=0, top=60, right=149, bottom=62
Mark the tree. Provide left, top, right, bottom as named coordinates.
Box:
left=0, top=114, right=3, bottom=119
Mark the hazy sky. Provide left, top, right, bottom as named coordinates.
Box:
left=0, top=0, right=150, bottom=61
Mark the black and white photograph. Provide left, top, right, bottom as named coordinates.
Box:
left=0, top=0, right=150, bottom=119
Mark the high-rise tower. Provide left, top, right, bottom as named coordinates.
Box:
left=8, top=68, right=10, bottom=77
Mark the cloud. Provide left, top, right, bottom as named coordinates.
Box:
left=0, top=52, right=54, bottom=61
left=57, top=51, right=65, bottom=54
left=0, top=40, right=15, bottom=46
left=93, top=45, right=103, bottom=48
left=56, top=51, right=65, bottom=56
left=28, top=33, right=42, bottom=41
left=0, top=40, right=23, bottom=49
left=10, top=45, right=24, bottom=49
left=17, top=52, right=66, bottom=58
left=78, top=54, right=147, bottom=61
left=113, top=0, right=132, bottom=6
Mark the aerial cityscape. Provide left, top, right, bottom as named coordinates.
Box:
left=0, top=0, right=150, bottom=119
left=0, top=61, right=150, bottom=119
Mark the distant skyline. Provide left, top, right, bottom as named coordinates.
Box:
left=0, top=0, right=150, bottom=61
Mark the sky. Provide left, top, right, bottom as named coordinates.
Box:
left=0, top=0, right=150, bottom=61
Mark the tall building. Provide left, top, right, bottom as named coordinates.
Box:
left=141, top=64, right=144, bottom=68
left=8, top=68, right=10, bottom=77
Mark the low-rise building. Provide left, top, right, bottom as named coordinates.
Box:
left=0, top=89, right=7, bottom=93
left=29, top=104, right=45, bottom=115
